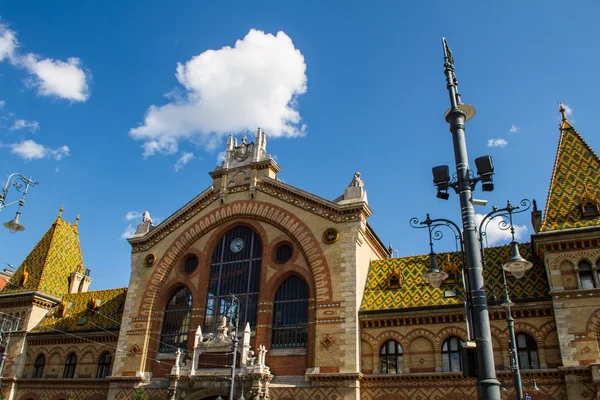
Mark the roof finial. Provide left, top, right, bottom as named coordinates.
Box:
left=559, top=103, right=567, bottom=122
left=58, top=205, right=64, bottom=219
left=75, top=215, right=80, bottom=227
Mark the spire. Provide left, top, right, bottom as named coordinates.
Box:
left=540, top=110, right=600, bottom=231
left=558, top=102, right=573, bottom=130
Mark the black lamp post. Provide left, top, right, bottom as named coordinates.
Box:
left=411, top=198, right=534, bottom=399
left=478, top=199, right=533, bottom=400
left=228, top=294, right=240, bottom=400
left=432, top=38, right=501, bottom=399
left=0, top=173, right=39, bottom=233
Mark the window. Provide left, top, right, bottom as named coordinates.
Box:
left=159, top=287, right=193, bottom=353
left=271, top=276, right=309, bottom=348
left=32, top=354, right=45, bottom=378
left=274, top=243, right=293, bottom=264
left=204, top=226, right=262, bottom=333
left=379, top=340, right=403, bottom=374
left=183, top=254, right=199, bottom=274
left=516, top=333, right=539, bottom=369
left=579, top=261, right=595, bottom=289
left=442, top=337, right=462, bottom=372
left=96, top=352, right=112, bottom=378
left=63, top=353, right=77, bottom=378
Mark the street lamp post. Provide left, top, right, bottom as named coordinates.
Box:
left=434, top=38, right=501, bottom=399
left=0, top=173, right=39, bottom=233
left=0, top=315, right=16, bottom=377
left=478, top=199, right=534, bottom=400
left=411, top=198, right=534, bottom=399
left=228, top=294, right=240, bottom=400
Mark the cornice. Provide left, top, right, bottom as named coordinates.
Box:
left=16, top=377, right=111, bottom=387
left=129, top=176, right=373, bottom=253
left=209, top=159, right=282, bottom=179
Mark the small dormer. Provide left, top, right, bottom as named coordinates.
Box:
left=581, top=185, right=600, bottom=218
left=69, top=264, right=92, bottom=293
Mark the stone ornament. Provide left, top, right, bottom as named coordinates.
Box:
left=144, top=253, right=157, bottom=268
left=320, top=334, right=335, bottom=350
left=322, top=228, right=339, bottom=244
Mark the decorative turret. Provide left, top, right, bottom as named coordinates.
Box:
left=209, top=128, right=281, bottom=202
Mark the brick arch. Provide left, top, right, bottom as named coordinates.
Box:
left=584, top=307, right=600, bottom=339
left=137, top=200, right=333, bottom=319
left=538, top=321, right=557, bottom=342
left=436, top=326, right=469, bottom=350
left=490, top=325, right=507, bottom=350
left=403, top=327, right=437, bottom=347
left=374, top=331, right=408, bottom=352
left=513, top=322, right=543, bottom=344
left=361, top=332, right=377, bottom=348
left=266, top=267, right=314, bottom=303
left=79, top=344, right=101, bottom=358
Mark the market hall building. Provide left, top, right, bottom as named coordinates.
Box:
left=1, top=109, right=600, bottom=399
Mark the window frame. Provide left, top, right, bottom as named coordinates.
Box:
left=271, top=275, right=309, bottom=349
left=96, top=351, right=112, bottom=379
left=159, top=286, right=193, bottom=353
left=32, top=354, right=45, bottom=378
left=63, top=353, right=77, bottom=379
left=516, top=333, right=539, bottom=369
left=442, top=336, right=462, bottom=372
left=379, top=339, right=403, bottom=374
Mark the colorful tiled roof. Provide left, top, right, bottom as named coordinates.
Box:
left=1, top=213, right=84, bottom=298
left=360, top=243, right=549, bottom=312
left=540, top=107, right=600, bottom=232
left=32, top=287, right=127, bottom=333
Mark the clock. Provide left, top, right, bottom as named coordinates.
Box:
left=230, top=238, right=245, bottom=253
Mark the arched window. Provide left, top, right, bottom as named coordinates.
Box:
left=579, top=261, right=595, bottom=289
left=96, top=352, right=112, bottom=378
left=271, top=276, right=309, bottom=348
left=516, top=333, right=539, bottom=369
left=442, top=337, right=462, bottom=372
left=204, top=226, right=262, bottom=333
left=32, top=354, right=45, bottom=378
left=159, top=287, right=193, bottom=353
left=63, top=353, right=77, bottom=378
left=379, top=340, right=403, bottom=374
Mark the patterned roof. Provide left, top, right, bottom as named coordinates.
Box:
left=540, top=114, right=600, bottom=232
left=0, top=215, right=84, bottom=298
left=360, top=243, right=549, bottom=312
left=32, top=287, right=127, bottom=333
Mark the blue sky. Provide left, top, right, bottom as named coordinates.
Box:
left=1, top=1, right=599, bottom=290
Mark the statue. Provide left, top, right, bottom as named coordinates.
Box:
left=142, top=211, right=153, bottom=224
left=247, top=349, right=256, bottom=366
left=349, top=172, right=364, bottom=188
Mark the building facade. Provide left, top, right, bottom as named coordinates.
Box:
left=0, top=110, right=599, bottom=400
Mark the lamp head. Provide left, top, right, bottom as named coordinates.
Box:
left=502, top=241, right=533, bottom=279
left=436, top=190, right=450, bottom=200
left=4, top=212, right=25, bottom=233
left=531, top=378, right=540, bottom=392
left=432, top=165, right=450, bottom=187
left=422, top=252, right=448, bottom=288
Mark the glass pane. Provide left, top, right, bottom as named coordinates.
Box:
left=387, top=341, right=395, bottom=353
left=442, top=354, right=450, bottom=372
left=450, top=353, right=461, bottom=371
left=518, top=350, right=530, bottom=369
left=581, top=272, right=595, bottom=289
left=579, top=261, right=592, bottom=272
left=530, top=350, right=539, bottom=368
left=517, top=334, right=526, bottom=348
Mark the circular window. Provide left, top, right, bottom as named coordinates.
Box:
left=183, top=254, right=199, bottom=274
left=274, top=243, right=293, bottom=264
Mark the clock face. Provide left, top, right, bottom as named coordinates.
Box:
left=230, top=238, right=245, bottom=253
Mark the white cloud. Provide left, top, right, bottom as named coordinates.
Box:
left=476, top=214, right=528, bottom=246
left=0, top=24, right=17, bottom=62
left=0, top=100, right=5, bottom=109
left=509, top=125, right=519, bottom=133
left=10, top=139, right=70, bottom=160
left=0, top=22, right=90, bottom=102
left=10, top=119, right=39, bottom=131
left=125, top=211, right=142, bottom=221
left=130, top=29, right=307, bottom=156
left=563, top=104, right=573, bottom=116
left=487, top=138, right=508, bottom=148
left=120, top=224, right=136, bottom=239
left=174, top=152, right=194, bottom=172
left=21, top=54, right=90, bottom=102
